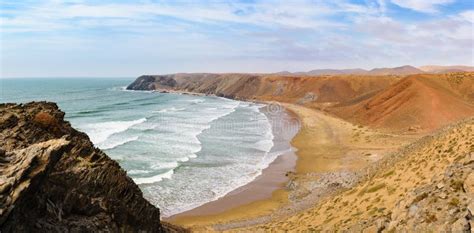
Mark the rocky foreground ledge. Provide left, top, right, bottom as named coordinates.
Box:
left=0, top=102, right=182, bottom=232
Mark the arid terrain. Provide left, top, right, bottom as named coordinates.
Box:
left=1, top=70, right=472, bottom=232
left=128, top=71, right=474, bottom=232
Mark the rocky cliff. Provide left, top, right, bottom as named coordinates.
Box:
left=0, top=102, right=176, bottom=232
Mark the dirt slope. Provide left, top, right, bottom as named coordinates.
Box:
left=238, top=117, right=474, bottom=232
left=331, top=73, right=474, bottom=132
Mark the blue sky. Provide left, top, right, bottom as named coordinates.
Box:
left=0, top=0, right=473, bottom=77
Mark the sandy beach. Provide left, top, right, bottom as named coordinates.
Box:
left=164, top=102, right=416, bottom=230
left=164, top=103, right=352, bottom=228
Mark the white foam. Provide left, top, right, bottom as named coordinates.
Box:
left=79, top=118, right=146, bottom=144
left=98, top=135, right=139, bottom=150
left=154, top=107, right=186, bottom=113
left=128, top=169, right=152, bottom=175
left=151, top=161, right=179, bottom=170
left=133, top=170, right=174, bottom=184
left=186, top=99, right=205, bottom=104
left=155, top=102, right=282, bottom=217
left=252, top=139, right=274, bottom=152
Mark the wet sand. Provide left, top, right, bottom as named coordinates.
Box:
left=165, top=104, right=300, bottom=225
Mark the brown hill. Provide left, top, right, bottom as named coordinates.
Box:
left=127, top=73, right=399, bottom=107
left=419, top=65, right=474, bottom=73
left=128, top=72, right=474, bottom=133
left=304, top=68, right=368, bottom=75
left=368, top=65, right=423, bottom=76
left=274, top=65, right=427, bottom=76
left=331, top=73, right=474, bottom=132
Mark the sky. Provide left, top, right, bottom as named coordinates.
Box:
left=0, top=0, right=473, bottom=77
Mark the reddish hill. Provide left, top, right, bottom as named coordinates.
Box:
left=127, top=73, right=400, bottom=106
left=331, top=73, right=474, bottom=132
left=419, top=65, right=474, bottom=73
left=127, top=72, right=474, bottom=133
left=367, top=65, right=423, bottom=76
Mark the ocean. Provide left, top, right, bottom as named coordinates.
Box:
left=0, top=78, right=294, bottom=217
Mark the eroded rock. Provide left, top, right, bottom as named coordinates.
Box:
left=0, top=102, right=179, bottom=232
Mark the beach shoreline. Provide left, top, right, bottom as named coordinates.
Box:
left=163, top=100, right=415, bottom=230
left=165, top=103, right=300, bottom=221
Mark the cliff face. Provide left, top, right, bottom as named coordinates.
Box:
left=0, top=102, right=165, bottom=232
left=126, top=73, right=399, bottom=105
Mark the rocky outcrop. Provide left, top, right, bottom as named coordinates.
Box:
left=128, top=75, right=178, bottom=91
left=0, top=102, right=175, bottom=232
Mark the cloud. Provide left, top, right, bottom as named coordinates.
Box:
left=390, top=0, right=455, bottom=13
left=459, top=10, right=474, bottom=23
left=0, top=1, right=370, bottom=33
left=0, top=0, right=473, bottom=77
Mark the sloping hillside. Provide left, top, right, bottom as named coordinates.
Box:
left=367, top=65, right=423, bottom=76
left=239, top=117, right=474, bottom=232
left=420, top=65, right=474, bottom=73
left=331, top=73, right=474, bottom=132
left=127, top=73, right=399, bottom=108
left=128, top=72, right=474, bottom=133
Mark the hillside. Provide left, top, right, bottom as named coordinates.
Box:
left=238, top=117, right=474, bottom=232
left=420, top=65, right=474, bottom=73
left=331, top=73, right=474, bottom=132
left=275, top=65, right=426, bottom=76
left=128, top=72, right=474, bottom=133
left=127, top=73, right=399, bottom=107
left=367, top=65, right=423, bottom=76
left=304, top=68, right=368, bottom=75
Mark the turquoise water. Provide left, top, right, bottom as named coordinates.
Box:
left=0, top=78, right=283, bottom=216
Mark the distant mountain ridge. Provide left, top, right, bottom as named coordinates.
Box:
left=419, top=65, right=474, bottom=73
left=276, top=65, right=474, bottom=76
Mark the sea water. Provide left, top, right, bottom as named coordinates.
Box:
left=0, top=78, right=285, bottom=217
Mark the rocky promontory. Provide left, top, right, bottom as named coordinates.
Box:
left=0, top=102, right=180, bottom=232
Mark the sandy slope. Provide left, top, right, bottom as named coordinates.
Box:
left=239, top=117, right=474, bottom=232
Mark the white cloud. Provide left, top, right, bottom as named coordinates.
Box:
left=459, top=10, right=474, bottom=23
left=390, top=0, right=455, bottom=13
left=0, top=0, right=473, bottom=77
left=0, top=1, right=369, bottom=33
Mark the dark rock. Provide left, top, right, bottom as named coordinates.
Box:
left=127, top=75, right=177, bottom=91
left=0, top=102, right=183, bottom=232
